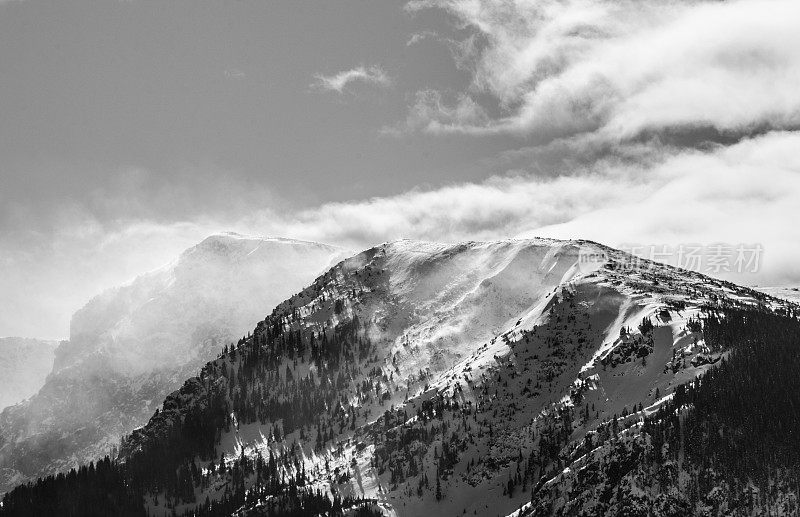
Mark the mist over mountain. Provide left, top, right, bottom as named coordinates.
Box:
left=1, top=0, right=798, bottom=514
left=3, top=238, right=796, bottom=516
left=0, top=338, right=59, bottom=411
left=0, top=233, right=346, bottom=494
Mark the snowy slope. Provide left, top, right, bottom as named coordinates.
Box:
left=753, top=285, right=800, bottom=305
left=110, top=238, right=793, bottom=517
left=0, top=233, right=346, bottom=494
left=0, top=338, right=59, bottom=411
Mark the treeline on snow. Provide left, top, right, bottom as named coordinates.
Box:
left=1, top=298, right=385, bottom=517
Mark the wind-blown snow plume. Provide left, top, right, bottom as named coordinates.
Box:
left=0, top=234, right=347, bottom=494
left=246, top=132, right=800, bottom=285
left=0, top=338, right=58, bottom=411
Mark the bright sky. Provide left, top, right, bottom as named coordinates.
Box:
left=2, top=0, right=800, bottom=338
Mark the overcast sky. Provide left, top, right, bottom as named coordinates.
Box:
left=2, top=0, right=800, bottom=339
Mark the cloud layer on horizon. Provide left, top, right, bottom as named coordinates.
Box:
left=4, top=129, right=799, bottom=338
left=275, top=131, right=800, bottom=284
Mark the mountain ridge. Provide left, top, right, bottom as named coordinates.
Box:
left=0, top=233, right=347, bottom=495
left=110, top=237, right=794, bottom=516
left=2, top=237, right=797, bottom=516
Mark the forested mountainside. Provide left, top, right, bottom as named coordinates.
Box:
left=524, top=308, right=800, bottom=516
left=0, top=234, right=344, bottom=495
left=1, top=238, right=797, bottom=517
left=0, top=338, right=59, bottom=411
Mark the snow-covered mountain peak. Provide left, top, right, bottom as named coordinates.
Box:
left=5, top=237, right=796, bottom=515
left=100, top=237, right=799, bottom=517
left=260, top=238, right=776, bottom=428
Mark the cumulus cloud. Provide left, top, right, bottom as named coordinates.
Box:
left=312, top=65, right=392, bottom=93
left=402, top=0, right=800, bottom=143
